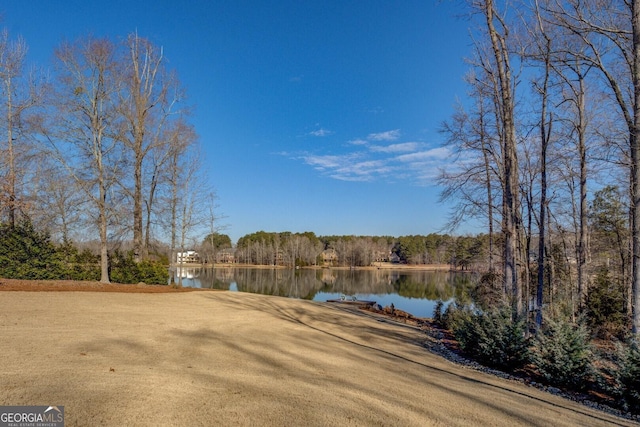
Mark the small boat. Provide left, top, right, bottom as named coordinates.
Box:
left=327, top=294, right=376, bottom=306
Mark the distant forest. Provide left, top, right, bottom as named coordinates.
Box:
left=200, top=231, right=487, bottom=270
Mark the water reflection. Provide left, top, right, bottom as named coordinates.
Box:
left=172, top=267, right=475, bottom=318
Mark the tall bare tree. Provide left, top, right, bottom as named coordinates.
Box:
left=439, top=70, right=501, bottom=273
left=463, top=0, right=522, bottom=317
left=521, top=0, right=556, bottom=327
left=119, top=33, right=182, bottom=262
left=0, top=29, right=45, bottom=226
left=47, top=36, right=121, bottom=283
left=163, top=118, right=197, bottom=282
left=541, top=12, right=594, bottom=310
left=542, top=0, right=640, bottom=335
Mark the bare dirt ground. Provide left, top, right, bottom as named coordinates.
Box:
left=0, top=280, right=637, bottom=426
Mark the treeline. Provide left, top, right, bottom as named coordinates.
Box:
left=0, top=29, right=210, bottom=284
left=201, top=231, right=490, bottom=269
left=434, top=0, right=640, bottom=412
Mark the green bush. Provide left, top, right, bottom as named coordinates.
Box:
left=56, top=241, right=100, bottom=281
left=453, top=305, right=529, bottom=371
left=109, top=250, right=136, bottom=284
left=0, top=222, right=168, bottom=284
left=530, top=316, right=593, bottom=390
left=0, top=221, right=66, bottom=279
left=441, top=300, right=473, bottom=332
left=585, top=267, right=627, bottom=339
left=618, top=343, right=640, bottom=412
left=433, top=300, right=444, bottom=326
left=136, top=260, right=170, bottom=284
left=471, top=271, right=503, bottom=310
left=599, top=342, right=640, bottom=413
left=109, top=250, right=169, bottom=285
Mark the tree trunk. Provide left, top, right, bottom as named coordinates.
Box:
left=484, top=0, right=521, bottom=317
left=133, top=153, right=143, bottom=262
left=537, top=34, right=552, bottom=328
left=6, top=75, right=16, bottom=228
left=480, top=101, right=495, bottom=272
left=537, top=134, right=548, bottom=327
left=632, top=0, right=640, bottom=335
left=99, top=172, right=110, bottom=283
left=577, top=73, right=588, bottom=310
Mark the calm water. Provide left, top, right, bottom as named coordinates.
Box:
left=172, top=267, right=476, bottom=319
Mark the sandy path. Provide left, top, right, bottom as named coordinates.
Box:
left=0, top=291, right=635, bottom=426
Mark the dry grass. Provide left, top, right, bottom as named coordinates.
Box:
left=0, top=281, right=635, bottom=426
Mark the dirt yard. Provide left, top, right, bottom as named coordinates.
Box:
left=0, top=280, right=636, bottom=426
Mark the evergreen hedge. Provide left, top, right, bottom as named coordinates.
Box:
left=109, top=250, right=169, bottom=284
left=0, top=222, right=66, bottom=279
left=0, top=221, right=168, bottom=285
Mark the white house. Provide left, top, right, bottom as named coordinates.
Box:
left=176, top=250, right=200, bottom=264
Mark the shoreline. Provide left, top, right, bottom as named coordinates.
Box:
left=173, top=262, right=460, bottom=271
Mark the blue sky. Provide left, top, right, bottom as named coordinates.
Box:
left=2, top=1, right=475, bottom=243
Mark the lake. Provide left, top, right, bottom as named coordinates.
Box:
left=172, top=266, right=476, bottom=319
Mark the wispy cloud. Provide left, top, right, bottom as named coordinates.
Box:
left=367, top=129, right=401, bottom=141
left=364, top=106, right=384, bottom=114
left=301, top=154, right=388, bottom=182
left=395, top=147, right=450, bottom=162
left=348, top=138, right=368, bottom=146
left=309, top=128, right=333, bottom=137
left=370, top=142, right=419, bottom=153
left=394, top=147, right=453, bottom=183
left=303, top=154, right=354, bottom=171
left=292, top=129, right=454, bottom=185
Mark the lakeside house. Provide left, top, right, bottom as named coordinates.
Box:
left=216, top=249, right=236, bottom=264
left=321, top=248, right=338, bottom=266
left=176, top=250, right=200, bottom=264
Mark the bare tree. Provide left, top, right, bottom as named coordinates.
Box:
left=0, top=29, right=45, bottom=226
left=439, top=73, right=501, bottom=273
left=163, top=118, right=198, bottom=283
left=543, top=13, right=595, bottom=310
left=31, top=161, right=86, bottom=243
left=522, top=0, right=556, bottom=327
left=454, top=0, right=523, bottom=317
left=46, top=36, right=121, bottom=283
left=201, top=190, right=228, bottom=264
left=118, top=33, right=182, bottom=262
left=542, top=0, right=640, bottom=335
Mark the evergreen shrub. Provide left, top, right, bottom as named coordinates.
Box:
left=441, top=301, right=473, bottom=332
left=585, top=267, right=627, bottom=339
left=109, top=250, right=169, bottom=285
left=0, top=221, right=168, bottom=284
left=600, top=342, right=640, bottom=413
left=471, top=270, right=503, bottom=310
left=57, top=241, right=100, bottom=281
left=0, top=221, right=65, bottom=279
left=530, top=316, right=593, bottom=390
left=433, top=300, right=444, bottom=326
left=616, top=342, right=640, bottom=412
left=453, top=305, right=529, bottom=371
